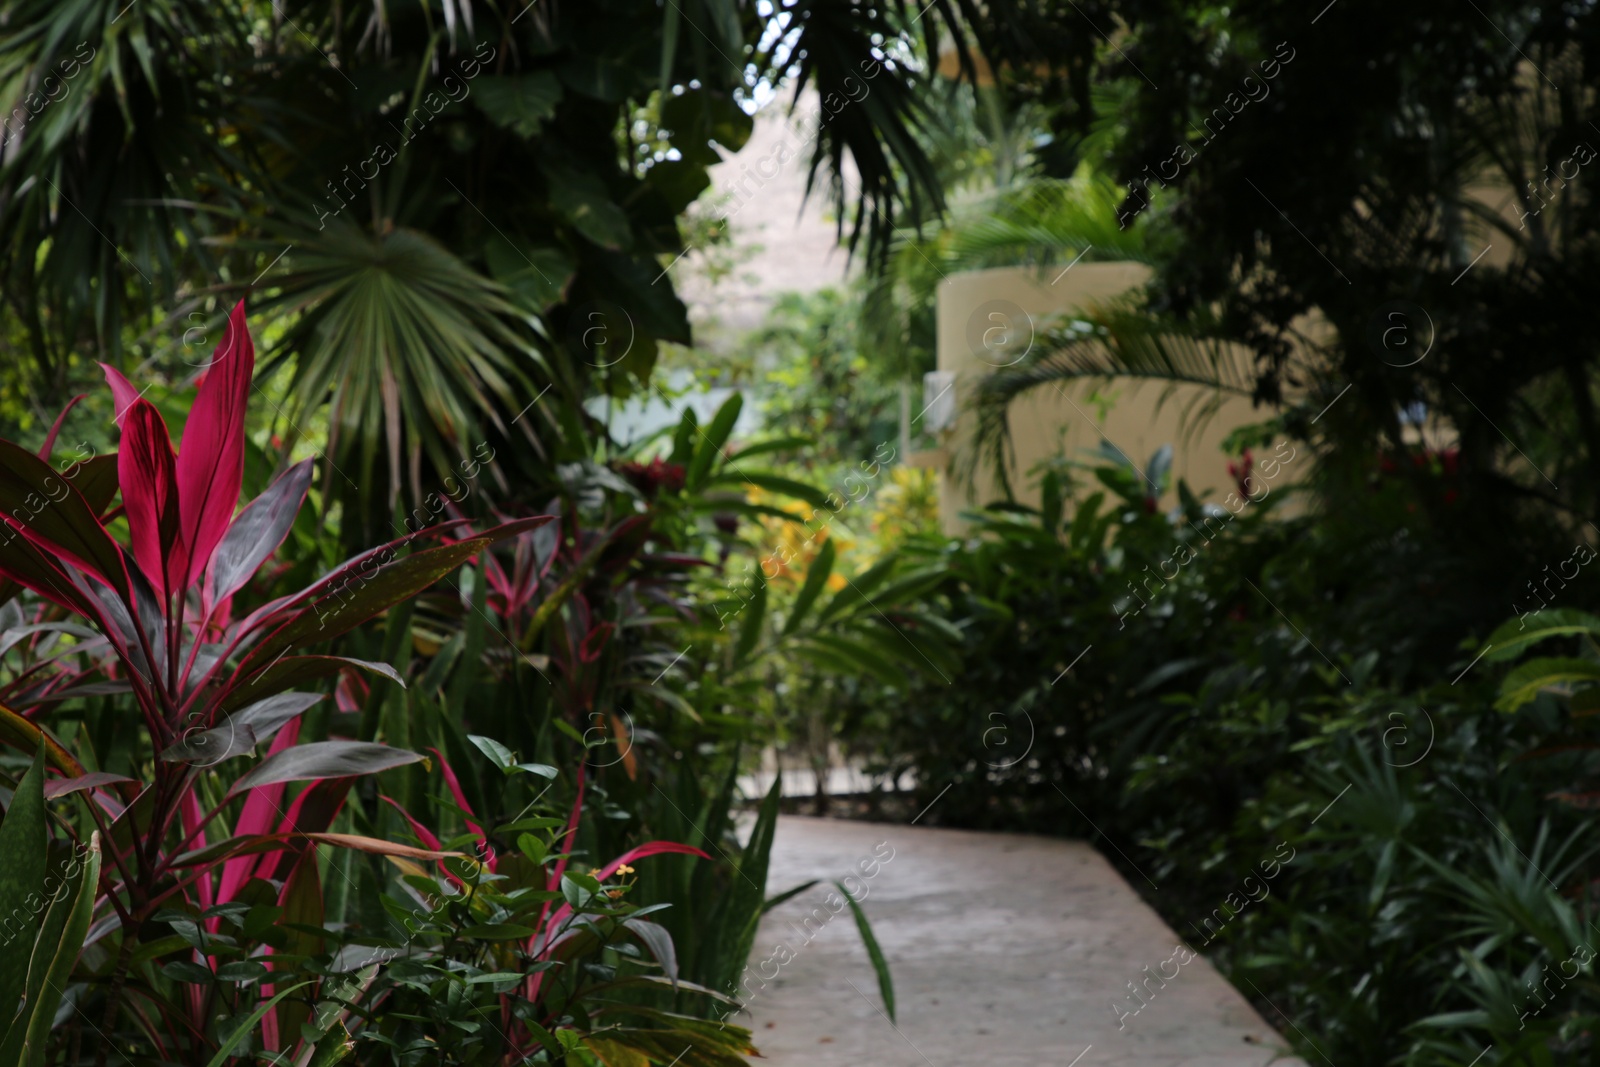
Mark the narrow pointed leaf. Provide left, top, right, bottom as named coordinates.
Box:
left=0, top=440, right=130, bottom=598
left=177, top=300, right=255, bottom=591
left=17, top=833, right=100, bottom=1064
left=220, top=656, right=402, bottom=716
left=206, top=458, right=315, bottom=611
left=228, top=741, right=425, bottom=797
left=118, top=399, right=187, bottom=598
left=0, top=748, right=47, bottom=1023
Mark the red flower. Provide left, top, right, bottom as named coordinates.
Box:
left=618, top=457, right=687, bottom=499
left=1226, top=450, right=1254, bottom=499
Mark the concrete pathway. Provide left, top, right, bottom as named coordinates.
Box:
left=742, top=816, right=1307, bottom=1067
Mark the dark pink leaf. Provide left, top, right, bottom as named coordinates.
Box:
left=592, top=841, right=710, bottom=883
left=39, top=395, right=87, bottom=461
left=42, top=772, right=134, bottom=799
left=380, top=795, right=444, bottom=851
left=119, top=400, right=187, bottom=599
left=0, top=440, right=132, bottom=599
left=98, top=364, right=143, bottom=428
left=217, top=719, right=301, bottom=905
left=428, top=747, right=485, bottom=838
left=176, top=299, right=254, bottom=592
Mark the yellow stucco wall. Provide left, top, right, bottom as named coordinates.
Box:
left=929, top=263, right=1278, bottom=534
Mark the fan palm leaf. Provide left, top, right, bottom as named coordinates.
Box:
left=250, top=219, right=537, bottom=533
left=963, top=295, right=1264, bottom=493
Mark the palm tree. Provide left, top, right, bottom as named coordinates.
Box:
left=0, top=0, right=1009, bottom=536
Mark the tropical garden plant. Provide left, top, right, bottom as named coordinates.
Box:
left=0, top=303, right=775, bottom=1064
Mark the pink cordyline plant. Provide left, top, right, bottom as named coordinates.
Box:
left=0, top=300, right=549, bottom=1058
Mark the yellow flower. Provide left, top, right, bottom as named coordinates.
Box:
left=616, top=864, right=635, bottom=876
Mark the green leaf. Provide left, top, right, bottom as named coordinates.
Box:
left=1483, top=609, right=1600, bottom=663
left=0, top=747, right=47, bottom=1030
left=468, top=734, right=516, bottom=771
left=642, top=159, right=711, bottom=215
left=734, top=578, right=767, bottom=667
left=1496, top=656, right=1600, bottom=711
left=202, top=982, right=315, bottom=1067
left=803, top=634, right=908, bottom=688
left=1040, top=471, right=1062, bottom=533
left=543, top=162, right=632, bottom=250
left=685, top=394, right=743, bottom=491
left=729, top=435, right=814, bottom=463
left=834, top=879, right=895, bottom=1023
left=485, top=236, right=574, bottom=313
left=15, top=834, right=100, bottom=1067
left=706, top=470, right=830, bottom=509
left=473, top=73, right=562, bottom=137
left=660, top=89, right=753, bottom=165
left=162, top=961, right=216, bottom=984
left=668, top=408, right=698, bottom=465
left=215, top=960, right=270, bottom=984
left=818, top=555, right=900, bottom=623
left=783, top=539, right=835, bottom=636
left=459, top=923, right=537, bottom=940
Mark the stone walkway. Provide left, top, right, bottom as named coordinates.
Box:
left=742, top=816, right=1308, bottom=1067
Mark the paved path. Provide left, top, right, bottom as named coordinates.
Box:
left=742, top=816, right=1307, bottom=1067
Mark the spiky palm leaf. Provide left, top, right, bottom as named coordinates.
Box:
left=248, top=220, right=538, bottom=533
left=963, top=295, right=1265, bottom=493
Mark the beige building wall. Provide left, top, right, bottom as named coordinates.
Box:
left=929, top=264, right=1278, bottom=534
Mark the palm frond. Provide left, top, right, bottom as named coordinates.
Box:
left=963, top=294, right=1263, bottom=494
left=250, top=219, right=537, bottom=536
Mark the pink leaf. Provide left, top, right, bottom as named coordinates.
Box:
left=592, top=841, right=710, bottom=883
left=41, top=772, right=134, bottom=799
left=39, top=395, right=87, bottom=461
left=217, top=718, right=301, bottom=906
left=379, top=795, right=445, bottom=852
left=98, top=364, right=143, bottom=428
left=427, top=748, right=494, bottom=869
left=118, top=400, right=187, bottom=599
left=176, top=299, right=254, bottom=591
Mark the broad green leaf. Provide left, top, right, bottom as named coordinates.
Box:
left=1483, top=609, right=1600, bottom=663
left=468, top=734, right=516, bottom=770
left=460, top=923, right=537, bottom=940
left=15, top=833, right=100, bottom=1067
left=0, top=747, right=47, bottom=1032
left=473, top=73, right=562, bottom=137
left=542, top=162, right=631, bottom=249
left=1496, top=656, right=1600, bottom=711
